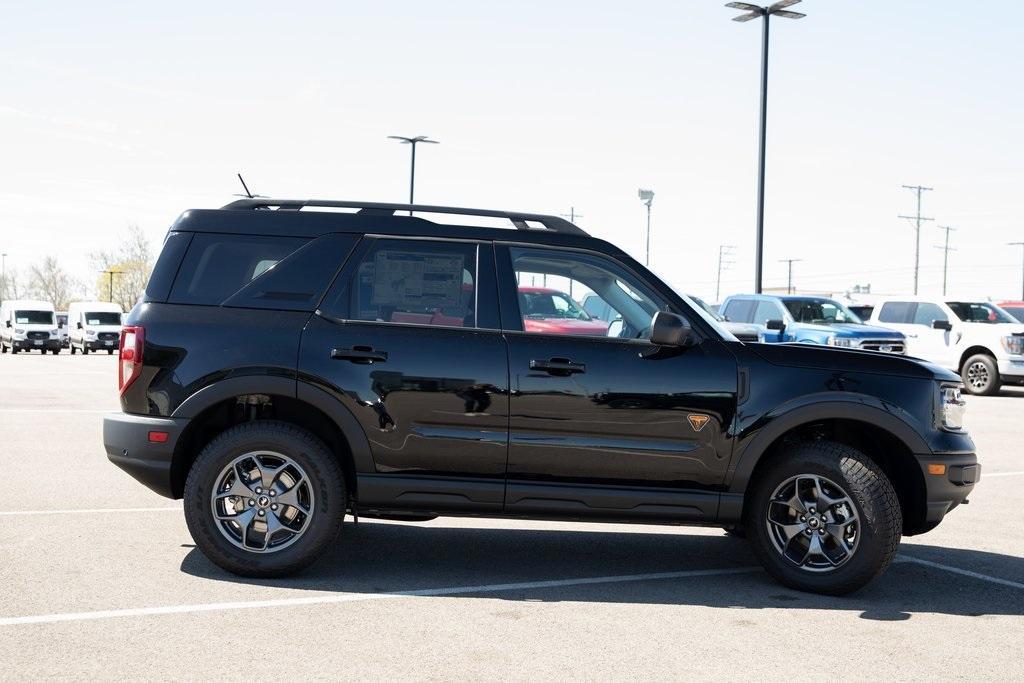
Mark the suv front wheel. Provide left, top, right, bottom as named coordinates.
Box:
left=745, top=441, right=901, bottom=595
left=184, top=421, right=346, bottom=577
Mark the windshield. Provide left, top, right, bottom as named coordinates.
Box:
left=946, top=302, right=1018, bottom=324
left=518, top=290, right=592, bottom=320
left=1001, top=305, right=1024, bottom=323
left=688, top=295, right=726, bottom=322
left=14, top=310, right=54, bottom=325
left=680, top=294, right=738, bottom=342
left=85, top=312, right=121, bottom=326
left=783, top=299, right=862, bottom=324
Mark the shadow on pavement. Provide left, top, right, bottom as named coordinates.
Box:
left=180, top=521, right=1024, bottom=620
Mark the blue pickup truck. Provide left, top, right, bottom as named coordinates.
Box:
left=720, top=294, right=906, bottom=354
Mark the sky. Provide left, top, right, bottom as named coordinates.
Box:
left=2, top=0, right=1023, bottom=303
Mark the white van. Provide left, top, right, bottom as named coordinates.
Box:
left=0, top=299, right=61, bottom=354
left=867, top=296, right=1024, bottom=395
left=68, top=301, right=123, bottom=355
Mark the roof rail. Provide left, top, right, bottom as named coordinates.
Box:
left=219, top=198, right=588, bottom=236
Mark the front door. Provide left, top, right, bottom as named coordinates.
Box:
left=497, top=244, right=738, bottom=521
left=300, top=237, right=509, bottom=513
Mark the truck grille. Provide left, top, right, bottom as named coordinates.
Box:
left=98, top=332, right=120, bottom=342
left=27, top=331, right=49, bottom=340
left=859, top=339, right=905, bottom=354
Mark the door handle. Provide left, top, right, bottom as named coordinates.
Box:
left=331, top=346, right=388, bottom=363
left=529, top=357, right=586, bottom=375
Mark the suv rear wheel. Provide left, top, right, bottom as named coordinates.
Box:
left=184, top=421, right=346, bottom=577
left=961, top=353, right=1000, bottom=396
left=745, top=441, right=901, bottom=595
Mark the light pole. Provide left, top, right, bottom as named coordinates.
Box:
left=935, top=226, right=956, bottom=296
left=387, top=135, right=439, bottom=214
left=779, top=258, right=802, bottom=294
left=101, top=270, right=123, bottom=303
left=725, top=0, right=805, bottom=293
left=1011, top=242, right=1024, bottom=300
left=638, top=189, right=654, bottom=266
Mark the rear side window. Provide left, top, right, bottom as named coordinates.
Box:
left=333, top=239, right=479, bottom=328
left=723, top=299, right=755, bottom=323
left=878, top=301, right=912, bottom=323
left=170, top=234, right=307, bottom=305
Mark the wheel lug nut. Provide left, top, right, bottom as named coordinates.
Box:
left=258, top=510, right=265, bottom=516
left=800, top=515, right=806, bottom=522
left=255, top=488, right=263, bottom=494
left=270, top=490, right=277, bottom=496
left=819, top=529, right=826, bottom=535
left=271, top=504, right=278, bottom=511
left=248, top=500, right=255, bottom=506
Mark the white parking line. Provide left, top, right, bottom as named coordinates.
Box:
left=983, top=471, right=1024, bottom=478
left=0, top=409, right=111, bottom=413
left=0, top=506, right=180, bottom=517
left=0, top=566, right=762, bottom=627
left=898, top=556, right=1024, bottom=590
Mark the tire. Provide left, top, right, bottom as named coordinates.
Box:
left=107, top=349, right=114, bottom=355
left=961, top=353, right=1000, bottom=396
left=184, top=420, right=346, bottom=578
left=51, top=349, right=60, bottom=355
left=745, top=440, right=901, bottom=595
left=82, top=345, right=89, bottom=355
left=70, top=344, right=76, bottom=355
left=1, top=342, right=6, bottom=354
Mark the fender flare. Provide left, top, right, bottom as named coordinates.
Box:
left=725, top=397, right=930, bottom=495
left=171, top=375, right=375, bottom=475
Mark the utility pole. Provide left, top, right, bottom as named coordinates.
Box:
left=935, top=226, right=956, bottom=296
left=638, top=189, right=654, bottom=266
left=716, top=245, right=736, bottom=302
left=101, top=270, right=123, bottom=303
left=560, top=207, right=583, bottom=224
left=1011, top=242, right=1024, bottom=300
left=779, top=258, right=802, bottom=294
left=898, top=184, right=933, bottom=295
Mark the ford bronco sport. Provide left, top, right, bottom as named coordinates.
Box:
left=104, top=198, right=979, bottom=595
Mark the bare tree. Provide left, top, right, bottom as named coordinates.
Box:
left=1, top=266, right=24, bottom=302
left=28, top=256, right=81, bottom=310
left=91, top=224, right=154, bottom=311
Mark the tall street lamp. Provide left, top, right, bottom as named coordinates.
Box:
left=725, top=0, right=806, bottom=293
left=388, top=135, right=439, bottom=213
left=638, top=189, right=654, bottom=266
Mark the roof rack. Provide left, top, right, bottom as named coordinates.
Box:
left=220, top=198, right=588, bottom=236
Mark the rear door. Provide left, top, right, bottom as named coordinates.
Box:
left=300, top=237, right=509, bottom=514
left=497, top=244, right=737, bottom=522
left=874, top=301, right=921, bottom=356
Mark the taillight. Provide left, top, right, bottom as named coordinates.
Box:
left=119, top=326, right=145, bottom=395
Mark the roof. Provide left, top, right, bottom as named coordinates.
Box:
left=1, top=299, right=54, bottom=309
left=68, top=301, right=123, bottom=312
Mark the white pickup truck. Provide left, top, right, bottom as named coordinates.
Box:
left=867, top=297, right=1024, bottom=395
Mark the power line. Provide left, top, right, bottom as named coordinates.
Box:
left=778, top=258, right=802, bottom=294
left=716, top=245, right=736, bottom=302
left=934, top=225, right=956, bottom=296
left=898, top=184, right=934, bottom=295
left=559, top=207, right=583, bottom=224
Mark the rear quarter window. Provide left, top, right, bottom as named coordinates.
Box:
left=723, top=299, right=755, bottom=323
left=878, top=301, right=913, bottom=323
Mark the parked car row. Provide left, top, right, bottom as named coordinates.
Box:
left=0, top=299, right=122, bottom=354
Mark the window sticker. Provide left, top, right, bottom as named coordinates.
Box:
left=371, top=251, right=465, bottom=310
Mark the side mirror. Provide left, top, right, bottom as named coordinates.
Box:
left=766, top=319, right=786, bottom=331
left=932, top=319, right=952, bottom=331
left=4, top=320, right=9, bottom=328
left=650, top=311, right=695, bottom=347
left=58, top=321, right=64, bottom=329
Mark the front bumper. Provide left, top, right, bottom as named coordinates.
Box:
left=13, top=339, right=61, bottom=350
left=915, top=452, right=979, bottom=530
left=84, top=338, right=119, bottom=350
left=104, top=412, right=189, bottom=499
left=997, top=358, right=1024, bottom=383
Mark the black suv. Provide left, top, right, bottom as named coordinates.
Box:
left=104, top=199, right=979, bottom=594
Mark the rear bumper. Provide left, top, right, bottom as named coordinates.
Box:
left=104, top=412, right=189, bottom=499
left=915, top=452, right=979, bottom=528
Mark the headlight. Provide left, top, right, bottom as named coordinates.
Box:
left=86, top=330, right=97, bottom=337
left=14, top=328, right=24, bottom=334
left=1001, top=335, right=1024, bottom=355
left=50, top=329, right=58, bottom=336
left=827, top=336, right=854, bottom=347
left=939, top=385, right=966, bottom=430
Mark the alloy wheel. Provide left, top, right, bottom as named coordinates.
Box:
left=966, top=361, right=990, bottom=391
left=765, top=474, right=860, bottom=572
left=210, top=450, right=315, bottom=553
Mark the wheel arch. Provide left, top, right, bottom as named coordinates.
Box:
left=958, top=345, right=996, bottom=372
left=168, top=376, right=374, bottom=499
left=725, top=401, right=931, bottom=535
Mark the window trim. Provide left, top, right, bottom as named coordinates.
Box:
left=315, top=235, right=500, bottom=332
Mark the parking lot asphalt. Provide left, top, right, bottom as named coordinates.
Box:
left=1, top=352, right=1022, bottom=680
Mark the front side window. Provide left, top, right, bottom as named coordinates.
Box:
left=911, top=302, right=948, bottom=326
left=723, top=299, right=755, bottom=323
left=946, top=301, right=1017, bottom=324
left=15, top=310, right=53, bottom=325
left=753, top=301, right=786, bottom=325
left=509, top=247, right=668, bottom=339
left=783, top=299, right=860, bottom=324
left=346, top=239, right=478, bottom=328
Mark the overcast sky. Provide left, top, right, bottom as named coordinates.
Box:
left=2, top=1, right=1023, bottom=302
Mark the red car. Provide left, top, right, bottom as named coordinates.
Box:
left=518, top=287, right=609, bottom=336
left=997, top=301, right=1024, bottom=323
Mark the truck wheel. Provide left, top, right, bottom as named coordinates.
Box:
left=107, top=349, right=114, bottom=355
left=82, top=345, right=89, bottom=355
left=1, top=342, right=6, bottom=354
left=184, top=421, right=346, bottom=578
left=745, top=441, right=901, bottom=595
left=961, top=354, right=1000, bottom=396
left=51, top=348, right=60, bottom=355
left=70, top=344, right=76, bottom=355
